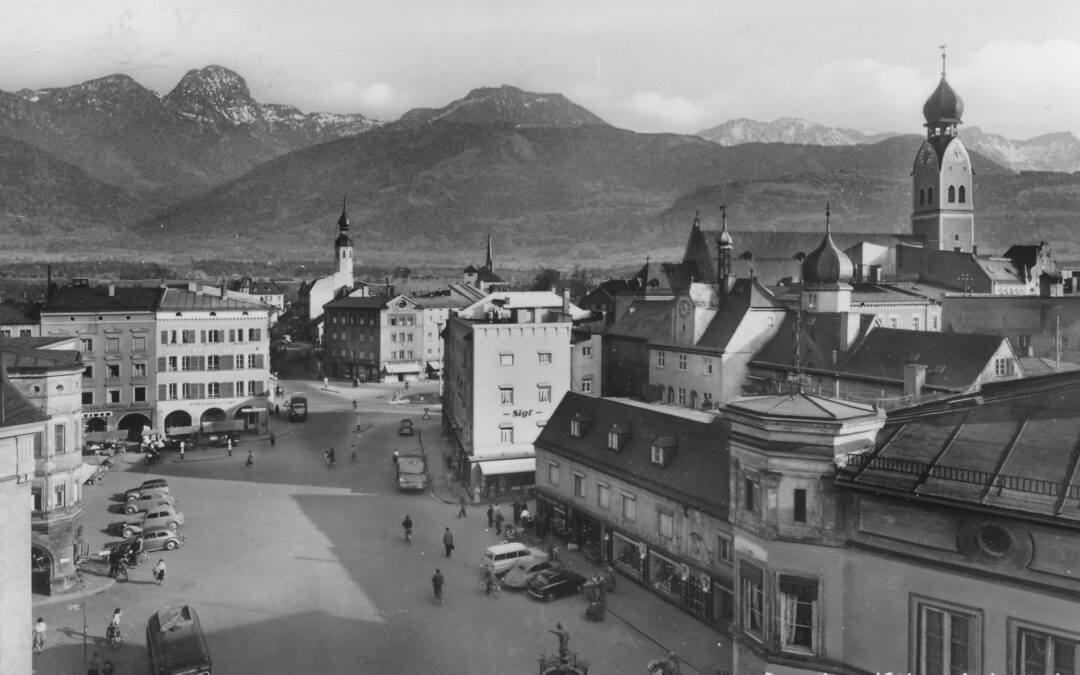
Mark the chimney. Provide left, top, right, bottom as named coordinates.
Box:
left=563, top=289, right=570, bottom=316
left=904, top=364, right=927, bottom=403
left=108, top=284, right=115, bottom=297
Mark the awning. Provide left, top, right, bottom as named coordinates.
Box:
left=426, top=361, right=442, bottom=371
left=75, top=463, right=102, bottom=484
left=477, top=457, right=536, bottom=476
left=384, top=363, right=422, bottom=374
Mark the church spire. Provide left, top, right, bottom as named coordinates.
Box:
left=337, top=197, right=350, bottom=232
left=484, top=233, right=493, bottom=271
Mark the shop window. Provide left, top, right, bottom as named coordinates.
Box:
left=915, top=599, right=980, bottom=675
left=649, top=551, right=685, bottom=599
left=779, top=576, right=818, bottom=653
left=613, top=532, right=644, bottom=580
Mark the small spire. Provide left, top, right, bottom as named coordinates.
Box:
left=691, top=210, right=701, bottom=230
left=939, top=43, right=947, bottom=77
left=338, top=197, right=349, bottom=231
left=485, top=233, right=493, bottom=271
left=720, top=203, right=727, bottom=226
left=825, top=202, right=831, bottom=234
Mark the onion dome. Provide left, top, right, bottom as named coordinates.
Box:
left=335, top=198, right=352, bottom=248
left=923, top=76, right=964, bottom=126
left=717, top=204, right=733, bottom=249
left=802, top=204, right=853, bottom=285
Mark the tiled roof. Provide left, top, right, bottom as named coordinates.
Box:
left=157, top=288, right=266, bottom=311
left=0, top=374, right=48, bottom=427
left=323, top=296, right=388, bottom=310
left=43, top=285, right=161, bottom=313
left=1018, top=357, right=1080, bottom=377
left=840, top=328, right=1006, bottom=390
left=850, top=283, right=936, bottom=305
left=837, top=371, right=1080, bottom=523
left=1, top=340, right=81, bottom=372
left=536, top=393, right=728, bottom=518
left=604, top=298, right=673, bottom=340
left=728, top=392, right=876, bottom=420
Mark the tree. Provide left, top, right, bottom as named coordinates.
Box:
left=530, top=268, right=562, bottom=292
left=565, top=267, right=594, bottom=302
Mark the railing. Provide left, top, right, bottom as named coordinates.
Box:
left=842, top=453, right=1080, bottom=499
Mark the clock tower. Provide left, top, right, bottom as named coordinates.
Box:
left=911, top=50, right=975, bottom=253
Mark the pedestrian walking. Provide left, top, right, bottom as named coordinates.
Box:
left=486, top=504, right=494, bottom=528
left=269, top=431, right=276, bottom=447
left=512, top=498, right=522, bottom=525
left=179, top=441, right=185, bottom=461
left=246, top=450, right=254, bottom=468
left=443, top=528, right=454, bottom=557
left=432, top=569, right=444, bottom=605
left=32, top=616, right=46, bottom=652
left=275, top=403, right=280, bottom=417
left=473, top=485, right=481, bottom=503
left=494, top=505, right=505, bottom=535
left=521, top=505, right=531, bottom=531
left=457, top=495, right=467, bottom=518
left=153, top=559, right=166, bottom=585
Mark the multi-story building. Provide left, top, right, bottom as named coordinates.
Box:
left=534, top=394, right=731, bottom=632
left=228, top=276, right=286, bottom=323
left=0, top=374, right=41, bottom=673
left=40, top=279, right=160, bottom=439
left=297, top=201, right=359, bottom=340
left=155, top=288, right=272, bottom=435
left=323, top=291, right=474, bottom=383
left=443, top=290, right=591, bottom=493
left=4, top=337, right=87, bottom=596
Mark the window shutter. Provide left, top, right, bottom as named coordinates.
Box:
left=157, top=357, right=166, bottom=371
left=253, top=328, right=262, bottom=342
left=197, top=356, right=205, bottom=371
left=222, top=381, right=234, bottom=398
left=197, top=383, right=206, bottom=399
left=253, top=354, right=264, bottom=369
left=228, top=329, right=235, bottom=342
left=254, top=380, right=265, bottom=395
left=160, top=331, right=168, bottom=344
left=200, top=330, right=206, bottom=343
left=158, top=384, right=167, bottom=399
left=222, top=354, right=233, bottom=370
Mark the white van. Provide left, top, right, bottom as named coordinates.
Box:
left=481, top=542, right=547, bottom=576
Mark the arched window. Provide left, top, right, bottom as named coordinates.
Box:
left=928, top=187, right=934, bottom=204
left=919, top=188, right=925, bottom=206
left=958, top=186, right=966, bottom=203
left=948, top=186, right=956, bottom=203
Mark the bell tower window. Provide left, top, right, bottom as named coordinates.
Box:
left=919, top=188, right=926, bottom=206
left=958, top=186, right=966, bottom=203
left=948, top=186, right=956, bottom=203
left=927, top=187, right=934, bottom=204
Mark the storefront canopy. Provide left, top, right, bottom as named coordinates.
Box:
left=384, top=363, right=422, bottom=374
left=477, top=457, right=535, bottom=476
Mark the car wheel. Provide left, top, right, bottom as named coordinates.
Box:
left=124, top=505, right=134, bottom=514
left=165, top=540, right=178, bottom=550
left=122, top=528, right=134, bottom=539
left=543, top=590, right=554, bottom=602
left=168, top=521, right=179, bottom=531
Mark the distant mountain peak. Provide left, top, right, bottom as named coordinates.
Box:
left=396, top=84, right=609, bottom=129
left=24, top=73, right=158, bottom=110
left=162, top=65, right=260, bottom=125
left=696, top=117, right=888, bottom=147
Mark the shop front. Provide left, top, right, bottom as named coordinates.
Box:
left=612, top=530, right=646, bottom=582
left=474, top=457, right=535, bottom=496
left=573, top=511, right=604, bottom=562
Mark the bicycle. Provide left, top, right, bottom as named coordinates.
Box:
left=480, top=570, right=501, bottom=598
left=105, top=624, right=123, bottom=651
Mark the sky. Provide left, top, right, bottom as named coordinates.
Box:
left=2, top=0, right=1079, bottom=140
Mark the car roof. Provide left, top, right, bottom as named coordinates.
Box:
left=141, top=526, right=177, bottom=535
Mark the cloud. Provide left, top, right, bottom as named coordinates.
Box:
left=627, top=91, right=707, bottom=128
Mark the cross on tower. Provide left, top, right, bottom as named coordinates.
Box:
left=939, top=43, right=947, bottom=76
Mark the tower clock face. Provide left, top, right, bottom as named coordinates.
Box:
left=919, top=147, right=936, bottom=167
left=677, top=299, right=692, bottom=318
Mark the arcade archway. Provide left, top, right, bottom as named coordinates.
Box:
left=117, top=413, right=151, bottom=441
left=200, top=408, right=227, bottom=425
left=164, top=410, right=192, bottom=432
left=84, top=417, right=107, bottom=433
left=31, top=546, right=52, bottom=595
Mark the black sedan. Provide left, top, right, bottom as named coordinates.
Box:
left=526, top=568, right=587, bottom=602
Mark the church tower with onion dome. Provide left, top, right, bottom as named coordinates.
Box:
left=334, top=197, right=355, bottom=282
left=802, top=204, right=854, bottom=314
left=911, top=49, right=975, bottom=253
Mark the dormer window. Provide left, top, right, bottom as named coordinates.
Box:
left=607, top=423, right=631, bottom=452
left=570, top=413, right=592, bottom=438
left=650, top=435, right=678, bottom=467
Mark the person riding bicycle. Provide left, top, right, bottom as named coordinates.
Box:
left=402, top=515, right=413, bottom=542
left=106, top=608, right=122, bottom=642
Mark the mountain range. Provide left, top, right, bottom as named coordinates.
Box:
left=2, top=66, right=1079, bottom=272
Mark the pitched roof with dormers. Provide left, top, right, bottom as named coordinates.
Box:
left=535, top=393, right=729, bottom=518
left=838, top=371, right=1080, bottom=524
left=157, top=288, right=267, bottom=312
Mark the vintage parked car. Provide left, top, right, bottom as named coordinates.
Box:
left=526, top=568, right=588, bottom=602
left=124, top=479, right=169, bottom=498
left=136, top=526, right=185, bottom=552
left=207, top=431, right=240, bottom=447
left=123, top=493, right=176, bottom=515
left=398, top=419, right=414, bottom=436
left=501, top=560, right=561, bottom=591
left=118, top=507, right=185, bottom=538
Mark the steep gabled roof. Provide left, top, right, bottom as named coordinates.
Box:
left=604, top=298, right=673, bottom=340
left=536, top=393, right=728, bottom=518
left=695, top=279, right=784, bottom=351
